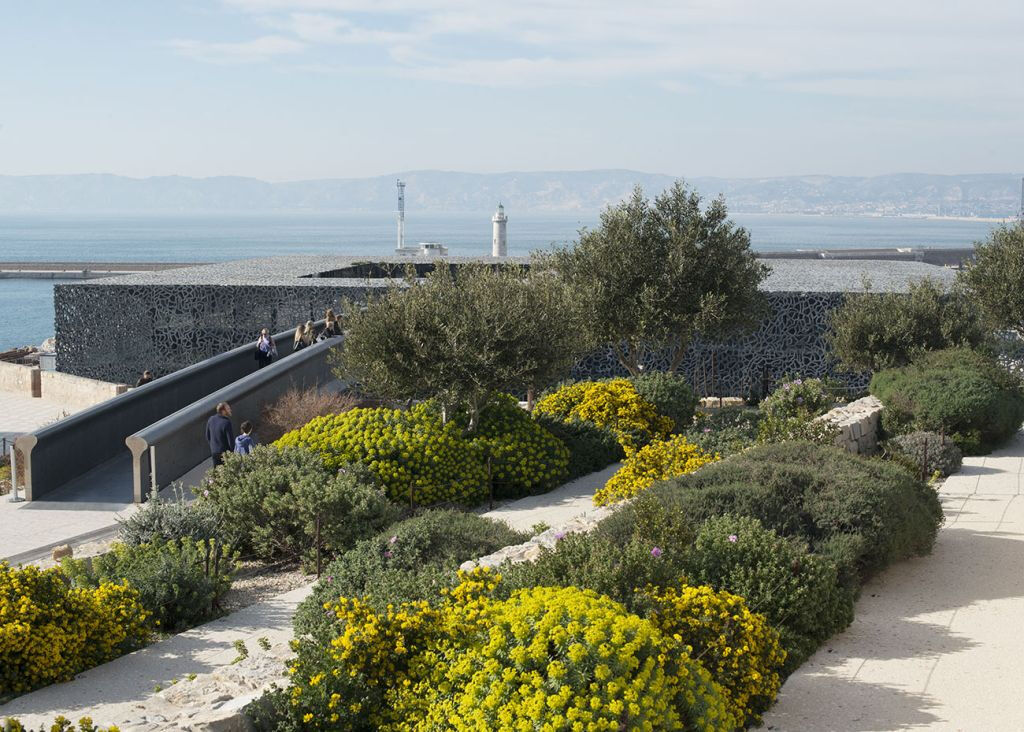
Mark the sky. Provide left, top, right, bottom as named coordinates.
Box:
left=1, top=0, right=1023, bottom=181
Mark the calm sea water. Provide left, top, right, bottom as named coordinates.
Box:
left=0, top=212, right=1003, bottom=351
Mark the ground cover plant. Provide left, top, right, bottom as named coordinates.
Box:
left=684, top=406, right=761, bottom=457
left=870, top=347, right=1024, bottom=454
left=0, top=564, right=149, bottom=697
left=2, top=718, right=120, bottom=732
left=757, top=376, right=840, bottom=445
left=201, top=446, right=396, bottom=564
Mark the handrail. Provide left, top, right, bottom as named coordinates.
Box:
left=126, top=336, right=339, bottom=501
left=14, top=322, right=310, bottom=501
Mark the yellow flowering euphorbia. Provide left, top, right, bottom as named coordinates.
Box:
left=0, top=564, right=150, bottom=697
left=646, top=584, right=787, bottom=727
left=594, top=435, right=718, bottom=506
left=535, top=379, right=673, bottom=453
left=275, top=404, right=488, bottom=505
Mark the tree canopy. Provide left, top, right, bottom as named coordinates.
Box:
left=827, top=277, right=986, bottom=373
left=333, top=263, right=586, bottom=428
left=536, top=182, right=769, bottom=376
left=959, top=222, right=1024, bottom=335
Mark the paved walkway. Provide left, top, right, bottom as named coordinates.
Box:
left=763, top=431, right=1024, bottom=731
left=0, top=390, right=69, bottom=443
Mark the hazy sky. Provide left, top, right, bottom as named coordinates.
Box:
left=2, top=0, right=1023, bottom=180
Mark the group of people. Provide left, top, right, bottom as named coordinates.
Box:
left=204, top=401, right=257, bottom=466
left=254, top=308, right=342, bottom=369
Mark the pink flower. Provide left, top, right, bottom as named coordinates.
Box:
left=202, top=489, right=209, bottom=497
left=650, top=547, right=663, bottom=558
left=389, top=535, right=398, bottom=544
left=383, top=550, right=392, bottom=559
left=703, top=427, right=712, bottom=433
left=728, top=534, right=738, bottom=543
left=554, top=531, right=566, bottom=541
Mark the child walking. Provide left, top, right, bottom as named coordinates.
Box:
left=234, top=421, right=257, bottom=455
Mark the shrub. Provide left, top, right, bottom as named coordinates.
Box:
left=394, top=585, right=737, bottom=731
left=646, top=583, right=786, bottom=726
left=684, top=406, right=761, bottom=457
left=200, top=446, right=396, bottom=563
left=117, top=486, right=220, bottom=546
left=259, top=386, right=360, bottom=444
left=886, top=431, right=964, bottom=478
left=757, top=376, right=840, bottom=445
left=827, top=277, right=987, bottom=372
left=454, top=396, right=568, bottom=498
left=532, top=413, right=624, bottom=480
left=870, top=347, right=1024, bottom=454
left=655, top=440, right=944, bottom=578
left=683, top=516, right=855, bottom=672
left=0, top=564, right=149, bottom=696
left=594, top=434, right=718, bottom=506
left=630, top=371, right=698, bottom=432
left=275, top=405, right=488, bottom=505
left=534, top=378, right=673, bottom=451
left=293, top=510, right=526, bottom=641
left=60, top=538, right=236, bottom=633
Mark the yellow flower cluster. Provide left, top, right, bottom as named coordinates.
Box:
left=2, top=716, right=121, bottom=732
left=275, top=404, right=488, bottom=505
left=646, top=584, right=787, bottom=727
left=470, top=396, right=569, bottom=497
left=535, top=380, right=673, bottom=454
left=287, top=570, right=740, bottom=731
left=594, top=435, right=718, bottom=506
left=0, top=564, right=150, bottom=697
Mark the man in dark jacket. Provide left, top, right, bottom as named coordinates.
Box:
left=205, top=401, right=235, bottom=467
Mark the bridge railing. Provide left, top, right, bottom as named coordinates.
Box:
left=127, top=336, right=338, bottom=501
left=14, top=324, right=304, bottom=501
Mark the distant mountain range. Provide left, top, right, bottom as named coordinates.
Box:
left=0, top=170, right=1021, bottom=217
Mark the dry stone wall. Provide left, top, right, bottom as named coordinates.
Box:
left=819, top=395, right=884, bottom=455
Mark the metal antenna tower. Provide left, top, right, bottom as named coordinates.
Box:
left=396, top=179, right=406, bottom=252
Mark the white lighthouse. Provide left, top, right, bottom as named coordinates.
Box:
left=491, top=203, right=508, bottom=257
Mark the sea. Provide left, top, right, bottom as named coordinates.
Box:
left=0, top=212, right=1006, bottom=351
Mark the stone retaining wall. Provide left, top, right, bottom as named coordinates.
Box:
left=0, top=360, right=40, bottom=397
left=819, top=395, right=884, bottom=455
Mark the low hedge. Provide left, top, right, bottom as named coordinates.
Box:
left=594, top=435, right=718, bottom=506
left=870, top=347, right=1024, bottom=454
left=532, top=414, right=624, bottom=480
left=201, top=447, right=397, bottom=564
left=653, top=440, right=944, bottom=579
left=293, top=510, right=526, bottom=641
left=1, top=564, right=150, bottom=697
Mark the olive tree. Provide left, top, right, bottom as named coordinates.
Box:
left=333, top=263, right=586, bottom=428
left=827, top=277, right=986, bottom=372
left=959, top=222, right=1024, bottom=334
left=537, top=182, right=769, bottom=376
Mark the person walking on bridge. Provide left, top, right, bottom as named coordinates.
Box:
left=254, top=328, right=277, bottom=369
left=205, top=402, right=235, bottom=467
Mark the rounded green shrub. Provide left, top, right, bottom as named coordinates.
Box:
left=275, top=405, right=488, bottom=505
left=870, top=347, right=1024, bottom=454
left=683, top=516, right=855, bottom=672
left=294, top=510, right=526, bottom=641
left=200, top=446, right=397, bottom=564
left=654, top=440, right=944, bottom=579
left=886, top=431, right=964, bottom=478
left=630, top=371, right=698, bottom=433
left=117, top=487, right=220, bottom=547
left=456, top=396, right=569, bottom=498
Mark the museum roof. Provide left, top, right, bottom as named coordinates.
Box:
left=73, top=255, right=957, bottom=294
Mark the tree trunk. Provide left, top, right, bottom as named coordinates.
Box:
left=527, top=385, right=536, bottom=411
left=611, top=342, right=641, bottom=377
left=667, top=334, right=692, bottom=375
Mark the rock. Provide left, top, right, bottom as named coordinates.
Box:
left=178, top=710, right=253, bottom=732
left=51, top=544, right=73, bottom=560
